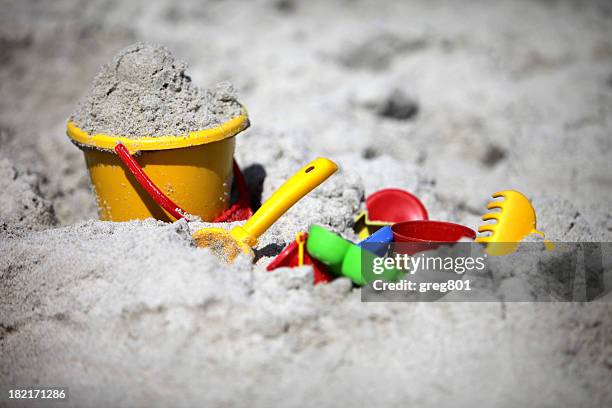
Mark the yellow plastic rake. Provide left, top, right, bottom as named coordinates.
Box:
left=476, top=190, right=554, bottom=256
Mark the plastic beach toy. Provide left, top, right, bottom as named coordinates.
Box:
left=353, top=213, right=390, bottom=240
left=358, top=225, right=393, bottom=257
left=113, top=142, right=186, bottom=220
left=306, top=224, right=399, bottom=285
left=305, top=225, right=351, bottom=274
left=368, top=189, right=428, bottom=222
left=66, top=109, right=250, bottom=222
left=193, top=158, right=338, bottom=262
left=392, top=220, right=476, bottom=243
left=475, top=190, right=554, bottom=256
left=266, top=232, right=334, bottom=284
left=114, top=144, right=252, bottom=222
left=354, top=189, right=428, bottom=239
left=391, top=220, right=476, bottom=255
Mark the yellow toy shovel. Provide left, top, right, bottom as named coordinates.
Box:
left=476, top=190, right=554, bottom=256
left=193, top=158, right=338, bottom=262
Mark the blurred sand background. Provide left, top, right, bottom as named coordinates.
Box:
left=1, top=0, right=612, bottom=406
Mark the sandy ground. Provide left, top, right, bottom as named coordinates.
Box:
left=1, top=0, right=612, bottom=406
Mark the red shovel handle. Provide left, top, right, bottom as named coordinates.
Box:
left=114, top=143, right=186, bottom=221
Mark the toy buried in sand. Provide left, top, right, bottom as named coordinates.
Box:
left=193, top=158, right=338, bottom=262
left=391, top=220, right=476, bottom=255
left=267, top=232, right=334, bottom=284
left=358, top=225, right=394, bottom=257
left=475, top=190, right=554, bottom=256
left=354, top=188, right=428, bottom=239
left=114, top=143, right=252, bottom=222
left=306, top=224, right=401, bottom=286
left=66, top=109, right=249, bottom=222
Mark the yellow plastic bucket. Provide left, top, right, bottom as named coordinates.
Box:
left=66, top=110, right=249, bottom=222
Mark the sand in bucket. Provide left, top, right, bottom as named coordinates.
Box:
left=68, top=43, right=248, bottom=222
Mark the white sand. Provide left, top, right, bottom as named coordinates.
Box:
left=1, top=0, right=612, bottom=406
left=70, top=42, right=243, bottom=137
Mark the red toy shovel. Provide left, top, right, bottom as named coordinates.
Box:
left=267, top=232, right=334, bottom=284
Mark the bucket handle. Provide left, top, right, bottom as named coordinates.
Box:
left=114, top=142, right=251, bottom=222
left=114, top=142, right=187, bottom=220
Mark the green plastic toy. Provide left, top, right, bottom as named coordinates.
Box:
left=306, top=224, right=399, bottom=285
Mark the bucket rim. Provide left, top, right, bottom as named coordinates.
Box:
left=66, top=107, right=249, bottom=153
